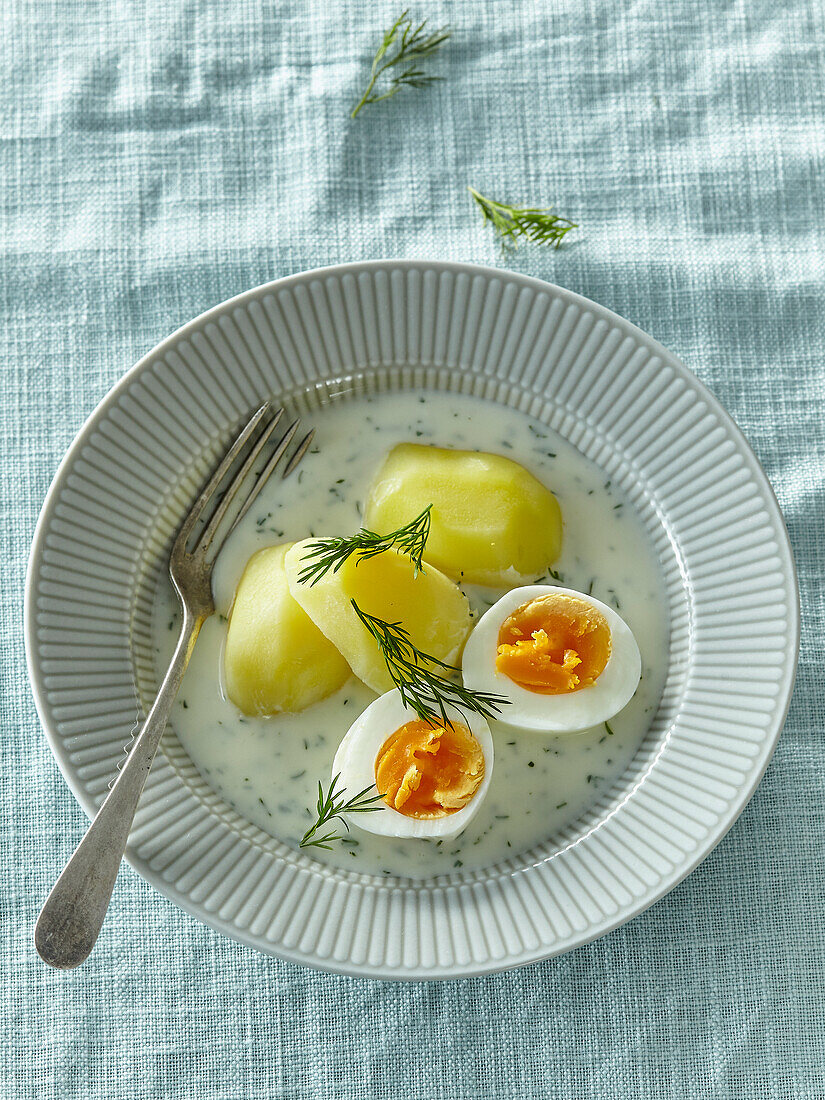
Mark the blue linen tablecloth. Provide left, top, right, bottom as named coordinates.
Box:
left=3, top=0, right=824, bottom=1096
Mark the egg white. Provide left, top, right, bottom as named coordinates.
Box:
left=332, top=690, right=494, bottom=840
left=462, top=585, right=642, bottom=733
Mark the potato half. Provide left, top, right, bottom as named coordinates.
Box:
left=365, top=443, right=562, bottom=587
left=224, top=543, right=351, bottom=715
left=284, top=542, right=472, bottom=694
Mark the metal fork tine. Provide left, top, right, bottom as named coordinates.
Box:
left=224, top=418, right=302, bottom=539
left=173, top=402, right=271, bottom=553
left=194, top=407, right=285, bottom=554
left=282, top=428, right=315, bottom=478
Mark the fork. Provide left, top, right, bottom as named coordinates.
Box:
left=35, top=402, right=314, bottom=969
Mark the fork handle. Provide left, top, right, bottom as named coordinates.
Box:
left=35, top=610, right=205, bottom=969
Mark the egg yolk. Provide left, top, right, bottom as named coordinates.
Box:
left=496, top=594, right=611, bottom=694
left=374, top=720, right=484, bottom=819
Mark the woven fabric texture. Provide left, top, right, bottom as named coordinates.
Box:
left=2, top=0, right=823, bottom=1096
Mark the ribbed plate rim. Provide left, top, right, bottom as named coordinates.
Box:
left=25, top=260, right=800, bottom=979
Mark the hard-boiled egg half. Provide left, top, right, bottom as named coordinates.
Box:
left=462, top=585, right=641, bottom=733
left=332, top=691, right=494, bottom=839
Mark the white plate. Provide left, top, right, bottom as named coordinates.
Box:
left=25, top=261, right=799, bottom=979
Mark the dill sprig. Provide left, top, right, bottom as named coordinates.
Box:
left=351, top=11, right=451, bottom=119
left=297, top=505, right=433, bottom=586
left=468, top=186, right=577, bottom=249
left=352, top=599, right=508, bottom=726
left=300, top=774, right=386, bottom=850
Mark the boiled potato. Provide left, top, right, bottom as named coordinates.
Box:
left=364, top=444, right=562, bottom=587
left=284, top=542, right=472, bottom=694
left=224, top=544, right=350, bottom=715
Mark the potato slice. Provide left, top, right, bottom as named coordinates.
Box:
left=224, top=543, right=350, bottom=715
left=365, top=444, right=562, bottom=587
left=284, top=542, right=472, bottom=694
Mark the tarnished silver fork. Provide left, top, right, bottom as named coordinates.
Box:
left=35, top=402, right=314, bottom=969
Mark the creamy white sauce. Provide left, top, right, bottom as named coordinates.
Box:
left=150, top=390, right=669, bottom=879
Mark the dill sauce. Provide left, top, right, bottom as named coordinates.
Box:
left=150, top=391, right=669, bottom=879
